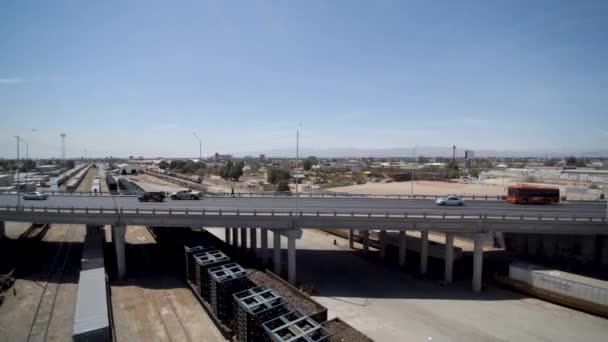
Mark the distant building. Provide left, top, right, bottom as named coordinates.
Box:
left=118, top=163, right=138, bottom=175
left=259, top=154, right=266, bottom=160
left=214, top=153, right=232, bottom=161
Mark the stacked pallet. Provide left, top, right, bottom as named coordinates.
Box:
left=184, top=245, right=213, bottom=284
left=194, top=250, right=230, bottom=300
left=263, top=310, right=331, bottom=342
left=209, top=263, right=249, bottom=324
left=234, top=286, right=288, bottom=342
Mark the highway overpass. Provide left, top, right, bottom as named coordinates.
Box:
left=0, top=194, right=606, bottom=292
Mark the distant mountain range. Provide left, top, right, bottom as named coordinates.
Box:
left=236, top=147, right=608, bottom=158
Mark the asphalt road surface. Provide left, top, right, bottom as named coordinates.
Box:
left=1, top=194, right=605, bottom=218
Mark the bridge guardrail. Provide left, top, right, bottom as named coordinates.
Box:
left=1, top=205, right=605, bottom=223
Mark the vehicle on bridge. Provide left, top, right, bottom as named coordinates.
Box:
left=435, top=196, right=464, bottom=206
left=507, top=185, right=560, bottom=204
left=23, top=192, right=48, bottom=200
left=138, top=191, right=166, bottom=202
left=170, top=189, right=203, bottom=200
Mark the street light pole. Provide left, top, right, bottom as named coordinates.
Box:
left=14, top=136, right=21, bottom=207
left=295, top=123, right=301, bottom=215
left=411, top=145, right=417, bottom=197
left=193, top=133, right=202, bottom=161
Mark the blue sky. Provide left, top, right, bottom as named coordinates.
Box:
left=1, top=0, right=607, bottom=158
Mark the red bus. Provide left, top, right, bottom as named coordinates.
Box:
left=507, top=185, right=560, bottom=204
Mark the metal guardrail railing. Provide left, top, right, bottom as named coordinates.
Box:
left=0, top=205, right=605, bottom=223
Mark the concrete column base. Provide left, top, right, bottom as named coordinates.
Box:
left=473, top=234, right=484, bottom=293
left=379, top=231, right=387, bottom=259
left=240, top=227, right=247, bottom=249
left=231, top=227, right=238, bottom=247
left=273, top=230, right=281, bottom=275
left=288, top=236, right=296, bottom=285
left=398, top=230, right=406, bottom=267
left=250, top=228, right=257, bottom=254
left=444, top=233, right=454, bottom=284
left=261, top=229, right=269, bottom=264
left=111, top=225, right=127, bottom=279
left=348, top=229, right=354, bottom=249
left=420, top=231, right=429, bottom=275
left=225, top=228, right=231, bottom=244
left=362, top=230, right=370, bottom=253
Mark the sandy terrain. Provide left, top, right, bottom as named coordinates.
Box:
left=125, top=174, right=186, bottom=192
left=329, top=179, right=601, bottom=199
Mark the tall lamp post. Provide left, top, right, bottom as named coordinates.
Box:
left=411, top=145, right=417, bottom=197
left=14, top=136, right=21, bottom=208
left=19, top=138, right=29, bottom=192
left=295, top=123, right=302, bottom=215
left=193, top=133, right=202, bottom=161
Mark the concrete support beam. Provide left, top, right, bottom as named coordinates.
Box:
left=111, top=225, right=126, bottom=279
left=362, top=230, right=370, bottom=253
left=273, top=230, right=281, bottom=275
left=231, top=227, right=238, bottom=247
left=444, top=233, right=454, bottom=284
left=420, top=231, right=429, bottom=275
left=398, top=230, right=406, bottom=267
left=240, top=227, right=247, bottom=249
left=250, top=228, right=257, bottom=254
left=287, top=236, right=296, bottom=285
left=473, top=234, right=484, bottom=293
left=261, top=228, right=269, bottom=264
left=379, top=230, right=387, bottom=259
left=348, top=229, right=354, bottom=249
left=225, top=228, right=231, bottom=244
left=0, top=221, right=5, bottom=240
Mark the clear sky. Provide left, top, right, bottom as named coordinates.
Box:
left=1, top=0, right=607, bottom=158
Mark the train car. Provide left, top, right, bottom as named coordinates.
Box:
left=106, top=174, right=118, bottom=192
left=65, top=164, right=91, bottom=192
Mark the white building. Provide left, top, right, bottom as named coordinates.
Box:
left=118, top=164, right=138, bottom=175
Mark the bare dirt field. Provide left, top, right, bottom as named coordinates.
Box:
left=126, top=174, right=186, bottom=192
left=109, top=225, right=225, bottom=342
left=329, top=179, right=601, bottom=199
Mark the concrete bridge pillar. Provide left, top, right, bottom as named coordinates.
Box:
left=273, top=230, right=281, bottom=275
left=0, top=221, right=5, bottom=240
left=231, top=227, right=238, bottom=247
left=240, top=227, right=247, bottom=249
left=398, top=230, right=406, bottom=267
left=379, top=231, right=387, bottom=259
left=362, top=230, right=370, bottom=253
left=348, top=230, right=354, bottom=249
left=420, top=231, right=429, bottom=275
left=250, top=228, right=257, bottom=254
left=473, top=234, right=484, bottom=293
left=444, top=233, right=454, bottom=284
left=288, top=235, right=296, bottom=285
left=224, top=228, right=231, bottom=244
left=111, top=225, right=126, bottom=279
left=261, top=228, right=269, bottom=264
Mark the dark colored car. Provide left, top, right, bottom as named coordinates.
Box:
left=138, top=192, right=166, bottom=202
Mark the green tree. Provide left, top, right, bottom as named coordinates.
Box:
left=303, top=158, right=313, bottom=171
left=267, top=168, right=291, bottom=184
left=417, top=155, right=429, bottom=164
left=566, top=156, right=577, bottom=166
left=469, top=167, right=480, bottom=178
left=544, top=158, right=559, bottom=167
left=158, top=160, right=169, bottom=169
left=66, top=160, right=75, bottom=169
left=276, top=180, right=290, bottom=192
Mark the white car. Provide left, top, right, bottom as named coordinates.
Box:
left=436, top=196, right=464, bottom=206
left=23, top=192, right=48, bottom=200
left=170, top=189, right=203, bottom=200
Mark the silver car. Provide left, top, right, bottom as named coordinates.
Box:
left=23, top=191, right=48, bottom=200
left=436, top=196, right=464, bottom=206
left=170, top=189, right=203, bottom=200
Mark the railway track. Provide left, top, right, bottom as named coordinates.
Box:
left=26, top=224, right=78, bottom=342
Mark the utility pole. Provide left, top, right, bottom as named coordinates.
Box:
left=60, top=133, right=66, bottom=161
left=295, top=123, right=302, bottom=215
left=411, top=145, right=417, bottom=197
left=20, top=138, right=29, bottom=192
left=193, top=133, right=202, bottom=161
left=14, top=136, right=21, bottom=208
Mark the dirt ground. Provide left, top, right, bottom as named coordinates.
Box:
left=125, top=173, right=186, bottom=193
left=109, top=225, right=225, bottom=342
left=329, top=179, right=600, bottom=199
